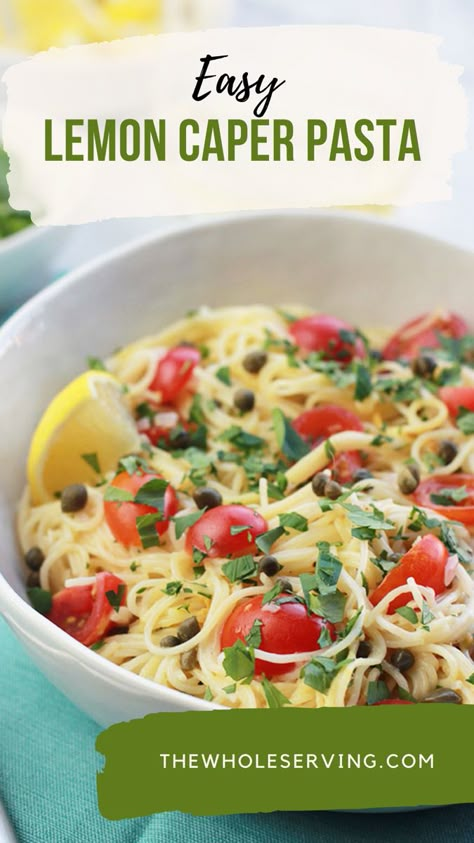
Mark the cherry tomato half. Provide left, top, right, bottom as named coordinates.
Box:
left=372, top=700, right=414, bottom=706
left=47, top=571, right=126, bottom=647
left=136, top=404, right=180, bottom=447
left=370, top=534, right=449, bottom=613
left=221, top=594, right=336, bottom=677
left=439, top=386, right=474, bottom=419
left=136, top=403, right=198, bottom=449
left=292, top=405, right=364, bottom=484
left=150, top=345, right=201, bottom=403
left=413, top=474, right=474, bottom=526
left=185, top=504, right=268, bottom=559
left=104, top=471, right=179, bottom=547
left=289, top=314, right=365, bottom=363
left=382, top=311, right=468, bottom=361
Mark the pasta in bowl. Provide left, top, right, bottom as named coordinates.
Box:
left=18, top=304, right=474, bottom=710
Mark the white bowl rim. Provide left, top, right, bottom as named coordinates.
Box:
left=0, top=208, right=473, bottom=714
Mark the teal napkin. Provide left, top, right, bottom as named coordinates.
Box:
left=1, top=617, right=474, bottom=842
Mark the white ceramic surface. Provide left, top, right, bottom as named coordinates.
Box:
left=0, top=210, right=473, bottom=728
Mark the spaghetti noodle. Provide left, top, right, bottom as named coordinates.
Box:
left=18, top=305, right=474, bottom=708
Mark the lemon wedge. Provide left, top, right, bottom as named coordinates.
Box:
left=27, top=371, right=140, bottom=504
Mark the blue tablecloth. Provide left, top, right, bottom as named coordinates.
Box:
left=1, top=617, right=474, bottom=843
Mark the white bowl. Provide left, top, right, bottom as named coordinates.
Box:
left=0, top=210, right=473, bottom=728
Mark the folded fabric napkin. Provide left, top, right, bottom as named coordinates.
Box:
left=1, top=618, right=474, bottom=843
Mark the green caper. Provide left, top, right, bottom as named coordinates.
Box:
left=390, top=648, right=415, bottom=673
left=177, top=616, right=200, bottom=642
left=324, top=479, right=343, bottom=500
left=411, top=354, right=437, bottom=378
left=24, top=546, right=45, bottom=571
left=60, top=483, right=88, bottom=513
left=160, top=635, right=181, bottom=648
left=356, top=640, right=371, bottom=659
left=397, top=463, right=420, bottom=495
left=421, top=688, right=462, bottom=704
left=26, top=571, right=40, bottom=589
left=172, top=430, right=193, bottom=449
left=180, top=648, right=198, bottom=671
left=258, top=555, right=283, bottom=577
left=193, top=487, right=222, bottom=509
left=311, top=473, right=328, bottom=496
left=242, top=350, right=268, bottom=374
left=233, top=388, right=255, bottom=413
left=438, top=439, right=458, bottom=465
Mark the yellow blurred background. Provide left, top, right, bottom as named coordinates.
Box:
left=0, top=1, right=219, bottom=50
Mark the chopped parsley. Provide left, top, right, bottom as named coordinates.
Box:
left=278, top=512, right=308, bottom=532
left=421, top=600, right=435, bottom=629
left=245, top=618, right=263, bottom=648
left=301, top=655, right=349, bottom=694
left=189, top=393, right=206, bottom=425
left=367, top=679, right=390, bottom=705
left=134, top=477, right=168, bottom=511
left=215, top=366, right=232, bottom=386
left=162, top=581, right=183, bottom=596
left=117, top=454, right=149, bottom=475
left=229, top=524, right=252, bottom=536
left=456, top=408, right=474, bottom=435
left=255, top=526, right=286, bottom=554
left=103, top=486, right=134, bottom=504
left=27, top=587, right=52, bottom=615
left=395, top=606, right=418, bottom=625
left=324, top=439, right=336, bottom=461
left=87, top=356, right=107, bottom=371
left=222, top=639, right=255, bottom=682
left=309, top=590, right=347, bottom=623
left=430, top=486, right=468, bottom=507
left=261, top=676, right=291, bottom=708
left=272, top=408, right=310, bottom=461
left=262, top=581, right=285, bottom=605
left=342, top=503, right=394, bottom=540
left=354, top=363, right=372, bottom=401
left=218, top=425, right=265, bottom=452
left=81, top=452, right=101, bottom=474
left=105, top=584, right=125, bottom=613
left=221, top=555, right=257, bottom=583
left=136, top=513, right=162, bottom=549
left=172, top=509, right=205, bottom=540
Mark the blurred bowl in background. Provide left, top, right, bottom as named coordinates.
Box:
left=0, top=48, right=71, bottom=312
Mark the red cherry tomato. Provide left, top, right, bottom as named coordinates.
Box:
left=104, top=471, right=179, bottom=547
left=136, top=404, right=180, bottom=447
left=185, top=504, right=267, bottom=559
left=370, top=534, right=449, bottom=613
left=292, top=405, right=364, bottom=484
left=372, top=699, right=414, bottom=706
left=150, top=345, right=201, bottom=403
left=289, top=314, right=365, bottom=363
left=439, top=386, right=474, bottom=419
left=136, top=403, right=197, bottom=448
left=413, top=474, right=474, bottom=526
left=47, top=571, right=126, bottom=647
left=382, top=311, right=468, bottom=361
left=221, top=594, right=336, bottom=678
